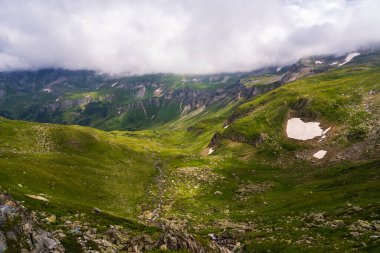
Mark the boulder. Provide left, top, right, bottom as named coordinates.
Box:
left=0, top=193, right=64, bottom=253
left=156, top=219, right=206, bottom=253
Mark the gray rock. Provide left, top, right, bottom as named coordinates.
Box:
left=0, top=231, right=7, bottom=253
left=156, top=219, right=206, bottom=253
left=350, top=232, right=360, bottom=239
left=332, top=220, right=345, bottom=228
left=357, top=220, right=372, bottom=230
left=32, top=230, right=62, bottom=252
left=0, top=193, right=64, bottom=253
left=71, top=227, right=82, bottom=235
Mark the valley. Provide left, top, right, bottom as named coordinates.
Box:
left=0, top=51, right=379, bottom=252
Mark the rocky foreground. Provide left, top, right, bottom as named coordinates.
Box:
left=0, top=193, right=64, bottom=252
left=0, top=192, right=243, bottom=253
left=2, top=191, right=380, bottom=252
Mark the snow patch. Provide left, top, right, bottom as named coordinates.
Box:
left=286, top=118, right=324, bottom=140
left=318, top=135, right=327, bottom=142
left=154, top=88, right=162, bottom=96
left=330, top=61, right=339, bottom=66
left=313, top=150, right=327, bottom=159
left=26, top=194, right=49, bottom=202
left=315, top=61, right=323, bottom=65
left=111, top=82, right=119, bottom=87
left=322, top=127, right=331, bottom=135
left=276, top=66, right=283, bottom=72
left=43, top=88, right=52, bottom=93
left=208, top=148, right=215, bottom=155
left=208, top=234, right=217, bottom=240
left=224, top=125, right=229, bottom=129
left=338, top=53, right=360, bottom=67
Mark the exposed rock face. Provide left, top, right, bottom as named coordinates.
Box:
left=225, top=132, right=267, bottom=146
left=208, top=132, right=222, bottom=148
left=0, top=68, right=284, bottom=130
left=0, top=194, right=224, bottom=253
left=0, top=192, right=222, bottom=253
left=0, top=232, right=6, bottom=252
left=0, top=193, right=64, bottom=253
left=122, top=234, right=155, bottom=252
left=156, top=219, right=206, bottom=253
left=46, top=94, right=114, bottom=111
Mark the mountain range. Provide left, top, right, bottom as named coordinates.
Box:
left=0, top=50, right=379, bottom=252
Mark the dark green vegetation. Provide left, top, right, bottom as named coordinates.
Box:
left=0, top=69, right=251, bottom=131
left=0, top=51, right=379, bottom=252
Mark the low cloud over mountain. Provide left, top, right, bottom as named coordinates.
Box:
left=0, top=0, right=379, bottom=74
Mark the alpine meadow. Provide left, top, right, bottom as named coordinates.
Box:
left=0, top=1, right=379, bottom=252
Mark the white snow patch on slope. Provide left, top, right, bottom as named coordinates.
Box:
left=318, top=135, right=327, bottom=142
left=208, top=234, right=217, bottom=240
left=313, top=150, right=327, bottom=159
left=322, top=127, right=331, bottom=135
left=154, top=88, right=162, bottom=96
left=338, top=53, right=360, bottom=67
left=208, top=148, right=215, bottom=155
left=286, top=118, right=324, bottom=140
left=315, top=61, right=323, bottom=65
left=26, top=194, right=49, bottom=202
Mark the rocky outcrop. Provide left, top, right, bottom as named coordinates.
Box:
left=156, top=219, right=206, bottom=253
left=225, top=132, right=267, bottom=146
left=208, top=132, right=222, bottom=148
left=0, top=193, right=64, bottom=253
left=46, top=94, right=114, bottom=111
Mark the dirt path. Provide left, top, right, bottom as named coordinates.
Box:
left=150, top=159, right=165, bottom=221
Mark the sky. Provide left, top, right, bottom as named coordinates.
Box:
left=0, top=0, right=379, bottom=74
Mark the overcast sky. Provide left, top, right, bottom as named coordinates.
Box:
left=0, top=0, right=379, bottom=74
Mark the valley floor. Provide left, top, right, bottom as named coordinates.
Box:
left=1, top=62, right=380, bottom=252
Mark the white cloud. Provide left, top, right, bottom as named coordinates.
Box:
left=0, top=0, right=379, bottom=74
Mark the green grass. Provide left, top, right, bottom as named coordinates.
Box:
left=240, top=74, right=282, bottom=87
left=0, top=57, right=380, bottom=252
left=0, top=117, right=157, bottom=218
left=222, top=66, right=380, bottom=160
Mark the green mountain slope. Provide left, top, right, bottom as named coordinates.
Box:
left=0, top=52, right=379, bottom=252
left=0, top=117, right=158, bottom=218
left=142, top=56, right=380, bottom=252
left=0, top=70, right=253, bottom=131
left=221, top=62, right=380, bottom=164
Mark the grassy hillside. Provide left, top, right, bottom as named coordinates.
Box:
left=0, top=55, right=379, bottom=252
left=140, top=60, right=380, bottom=252
left=221, top=65, right=380, bottom=163
left=0, top=117, right=159, bottom=218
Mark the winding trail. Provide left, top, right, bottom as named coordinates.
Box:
left=148, top=158, right=166, bottom=222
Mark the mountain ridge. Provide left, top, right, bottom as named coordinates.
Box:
left=0, top=50, right=379, bottom=252
left=1, top=50, right=372, bottom=131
